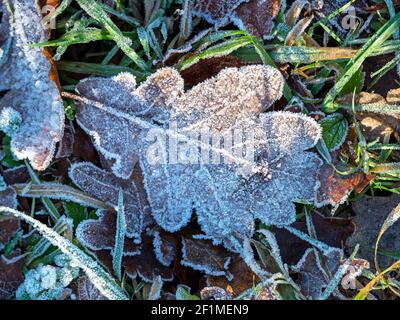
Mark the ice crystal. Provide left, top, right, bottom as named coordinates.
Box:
left=75, top=65, right=322, bottom=247
left=0, top=0, right=64, bottom=170
left=0, top=107, right=22, bottom=137
left=16, top=254, right=79, bottom=300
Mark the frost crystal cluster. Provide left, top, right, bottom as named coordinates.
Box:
left=73, top=65, right=323, bottom=248
left=0, top=0, right=64, bottom=170
left=16, top=254, right=80, bottom=300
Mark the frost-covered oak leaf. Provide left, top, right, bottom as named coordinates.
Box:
left=0, top=186, right=19, bottom=249
left=74, top=65, right=322, bottom=246
left=0, top=0, right=64, bottom=171
left=69, top=162, right=151, bottom=242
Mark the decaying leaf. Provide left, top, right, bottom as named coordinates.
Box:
left=0, top=251, right=25, bottom=300
left=76, top=211, right=173, bottom=282
left=207, top=255, right=259, bottom=297
left=76, top=210, right=141, bottom=256
left=274, top=212, right=354, bottom=265
left=200, top=286, right=232, bottom=300
left=347, top=194, right=400, bottom=269
left=181, top=237, right=232, bottom=279
left=75, top=276, right=108, bottom=300
left=192, top=0, right=280, bottom=39
left=292, top=248, right=342, bottom=300
left=69, top=162, right=151, bottom=242
left=317, top=164, right=373, bottom=207
left=340, top=258, right=369, bottom=290
left=0, top=187, right=19, bottom=249
left=0, top=0, right=64, bottom=170
left=74, top=66, right=323, bottom=247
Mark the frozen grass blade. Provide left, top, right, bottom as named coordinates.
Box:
left=13, top=183, right=111, bottom=210
left=323, top=12, right=400, bottom=113
left=112, top=189, right=126, bottom=281
left=0, top=207, right=129, bottom=300
left=75, top=0, right=148, bottom=71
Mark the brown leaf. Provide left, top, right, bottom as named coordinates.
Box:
left=232, top=0, right=280, bottom=39
left=56, top=124, right=75, bottom=159
left=75, top=276, right=108, bottom=300
left=0, top=251, right=25, bottom=300
left=207, top=255, right=259, bottom=297
left=317, top=164, right=373, bottom=206
left=181, top=237, right=233, bottom=279
left=347, top=194, right=400, bottom=269
left=292, top=248, right=342, bottom=299
left=0, top=216, right=20, bottom=248
left=200, top=286, right=232, bottom=300
left=76, top=210, right=141, bottom=255
left=180, top=56, right=244, bottom=87
left=1, top=166, right=30, bottom=185
left=192, top=0, right=280, bottom=38
left=274, top=212, right=354, bottom=265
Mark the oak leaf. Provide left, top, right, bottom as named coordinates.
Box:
left=74, top=66, right=323, bottom=247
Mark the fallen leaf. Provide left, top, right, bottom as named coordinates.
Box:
left=69, top=162, right=151, bottom=242
left=181, top=237, right=233, bottom=279
left=207, top=255, right=259, bottom=297
left=0, top=251, right=25, bottom=300
left=76, top=210, right=141, bottom=256
left=274, top=212, right=354, bottom=265
left=200, top=286, right=232, bottom=300
left=341, top=258, right=370, bottom=290
left=1, top=166, right=30, bottom=185
left=74, top=66, right=322, bottom=247
left=0, top=0, right=64, bottom=171
left=347, top=194, right=400, bottom=269
left=317, top=164, right=373, bottom=207
left=75, top=276, right=108, bottom=300
left=291, top=248, right=342, bottom=300
left=192, top=0, right=280, bottom=39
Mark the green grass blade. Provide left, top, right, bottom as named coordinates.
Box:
left=113, top=189, right=126, bottom=281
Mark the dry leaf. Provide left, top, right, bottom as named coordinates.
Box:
left=317, top=164, right=373, bottom=206
left=181, top=237, right=233, bottom=279
left=70, top=162, right=151, bottom=242
left=207, top=255, right=259, bottom=297
left=200, top=286, right=232, bottom=300
left=292, top=248, right=342, bottom=300
left=347, top=194, right=400, bottom=269
left=75, top=276, right=108, bottom=300
left=192, top=0, right=280, bottom=39
left=274, top=212, right=354, bottom=265
left=0, top=0, right=64, bottom=170
left=74, top=66, right=322, bottom=247
left=0, top=251, right=25, bottom=300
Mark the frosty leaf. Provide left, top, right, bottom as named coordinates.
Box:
left=317, top=164, right=373, bottom=207
left=207, top=255, right=259, bottom=297
left=0, top=187, right=19, bottom=249
left=75, top=65, right=322, bottom=246
left=320, top=113, right=349, bottom=151
left=347, top=194, right=400, bottom=269
left=340, top=258, right=369, bottom=290
left=75, top=276, right=108, bottom=300
left=152, top=230, right=178, bottom=267
left=69, top=162, right=151, bottom=242
left=0, top=0, right=64, bottom=171
left=76, top=210, right=141, bottom=256
left=0, top=251, right=25, bottom=300
left=93, top=236, right=174, bottom=283
left=192, top=0, right=247, bottom=26
left=181, top=237, right=232, bottom=279
left=231, top=0, right=281, bottom=39
left=192, top=0, right=280, bottom=39
left=1, top=165, right=30, bottom=185
left=292, top=248, right=342, bottom=300
left=200, top=286, right=232, bottom=300
left=274, top=212, right=354, bottom=265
